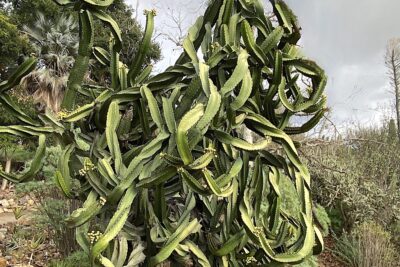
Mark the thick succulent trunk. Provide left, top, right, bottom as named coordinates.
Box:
left=1, top=159, right=11, bottom=191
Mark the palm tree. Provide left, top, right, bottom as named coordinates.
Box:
left=23, top=12, right=78, bottom=56
left=21, top=13, right=78, bottom=112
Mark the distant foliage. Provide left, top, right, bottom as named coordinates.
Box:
left=0, top=11, right=31, bottom=78
left=0, top=0, right=60, bottom=26
left=303, top=125, right=400, bottom=233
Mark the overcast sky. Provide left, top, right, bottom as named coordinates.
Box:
left=127, top=0, right=400, bottom=126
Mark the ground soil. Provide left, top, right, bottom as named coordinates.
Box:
left=0, top=186, right=61, bottom=267
left=318, top=237, right=345, bottom=267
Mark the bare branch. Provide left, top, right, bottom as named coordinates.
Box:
left=385, top=38, right=400, bottom=142
left=152, top=0, right=208, bottom=48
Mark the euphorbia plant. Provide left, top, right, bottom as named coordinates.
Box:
left=0, top=0, right=327, bottom=266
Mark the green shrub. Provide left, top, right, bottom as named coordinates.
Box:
left=333, top=222, right=397, bottom=267
left=313, top=204, right=331, bottom=237
left=332, top=231, right=360, bottom=267
left=16, top=146, right=80, bottom=256
left=326, top=207, right=345, bottom=234
left=389, top=220, right=400, bottom=248
left=49, top=251, right=90, bottom=267
left=302, top=125, right=400, bottom=235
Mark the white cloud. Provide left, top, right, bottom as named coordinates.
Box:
left=125, top=0, right=399, bottom=126
left=286, top=0, right=400, bottom=124
left=126, top=0, right=206, bottom=72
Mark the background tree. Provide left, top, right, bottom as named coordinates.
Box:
left=0, top=135, right=32, bottom=190
left=0, top=135, right=16, bottom=190
left=0, top=11, right=31, bottom=79
left=20, top=12, right=78, bottom=112
left=0, top=85, right=36, bottom=190
left=0, top=0, right=60, bottom=26
left=1, top=0, right=160, bottom=111
left=1, top=0, right=161, bottom=65
left=385, top=39, right=400, bottom=142
left=94, top=0, right=160, bottom=66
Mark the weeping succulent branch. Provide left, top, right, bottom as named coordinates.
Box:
left=0, top=0, right=328, bottom=266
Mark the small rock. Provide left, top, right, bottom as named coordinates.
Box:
left=27, top=199, right=35, bottom=206
left=0, top=233, right=4, bottom=242
left=0, top=200, right=9, bottom=208
left=0, top=208, right=3, bottom=213
left=0, top=228, right=7, bottom=233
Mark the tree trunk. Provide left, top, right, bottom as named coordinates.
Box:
left=390, top=51, right=400, bottom=142
left=395, top=82, right=400, bottom=143
left=1, top=159, right=12, bottom=191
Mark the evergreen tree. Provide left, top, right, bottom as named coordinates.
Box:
left=0, top=11, right=31, bottom=79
